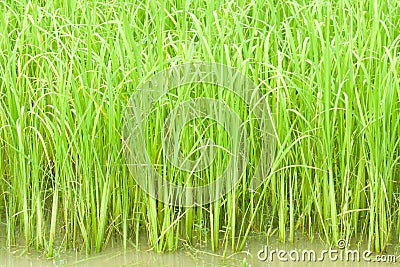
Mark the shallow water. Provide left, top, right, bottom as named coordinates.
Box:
left=1, top=236, right=399, bottom=267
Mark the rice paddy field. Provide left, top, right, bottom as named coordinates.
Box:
left=0, top=0, right=400, bottom=265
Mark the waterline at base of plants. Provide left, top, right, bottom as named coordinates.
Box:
left=1, top=235, right=398, bottom=267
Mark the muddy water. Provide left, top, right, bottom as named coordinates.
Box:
left=1, top=236, right=398, bottom=267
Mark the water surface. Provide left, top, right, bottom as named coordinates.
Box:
left=1, top=236, right=398, bottom=267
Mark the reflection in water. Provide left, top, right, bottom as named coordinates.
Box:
left=0, top=236, right=398, bottom=267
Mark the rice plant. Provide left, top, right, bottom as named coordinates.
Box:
left=0, top=0, right=399, bottom=257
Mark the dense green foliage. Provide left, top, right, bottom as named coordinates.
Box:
left=0, top=0, right=399, bottom=257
